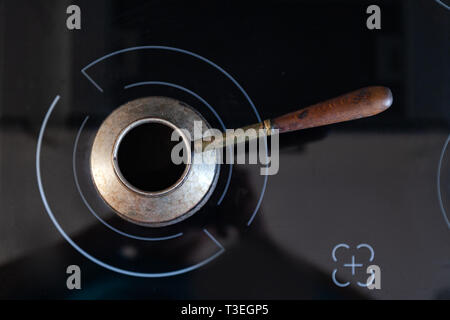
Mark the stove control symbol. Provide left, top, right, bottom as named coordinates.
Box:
left=332, top=243, right=380, bottom=289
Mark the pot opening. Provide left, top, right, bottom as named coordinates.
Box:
left=113, top=118, right=189, bottom=195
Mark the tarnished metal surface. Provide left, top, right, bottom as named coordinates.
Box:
left=196, top=121, right=271, bottom=151
left=90, top=97, right=219, bottom=227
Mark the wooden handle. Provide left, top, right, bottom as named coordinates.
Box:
left=195, top=86, right=393, bottom=151
left=271, top=86, right=393, bottom=133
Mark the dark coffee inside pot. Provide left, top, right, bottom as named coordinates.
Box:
left=116, top=122, right=187, bottom=193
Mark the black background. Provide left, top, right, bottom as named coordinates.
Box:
left=0, top=0, right=449, bottom=299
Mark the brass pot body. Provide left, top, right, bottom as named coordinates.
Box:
left=90, top=97, right=219, bottom=227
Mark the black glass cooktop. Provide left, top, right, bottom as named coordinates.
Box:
left=0, top=0, right=449, bottom=300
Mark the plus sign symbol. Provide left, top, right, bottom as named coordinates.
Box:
left=344, top=255, right=363, bottom=276
left=332, top=243, right=379, bottom=289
